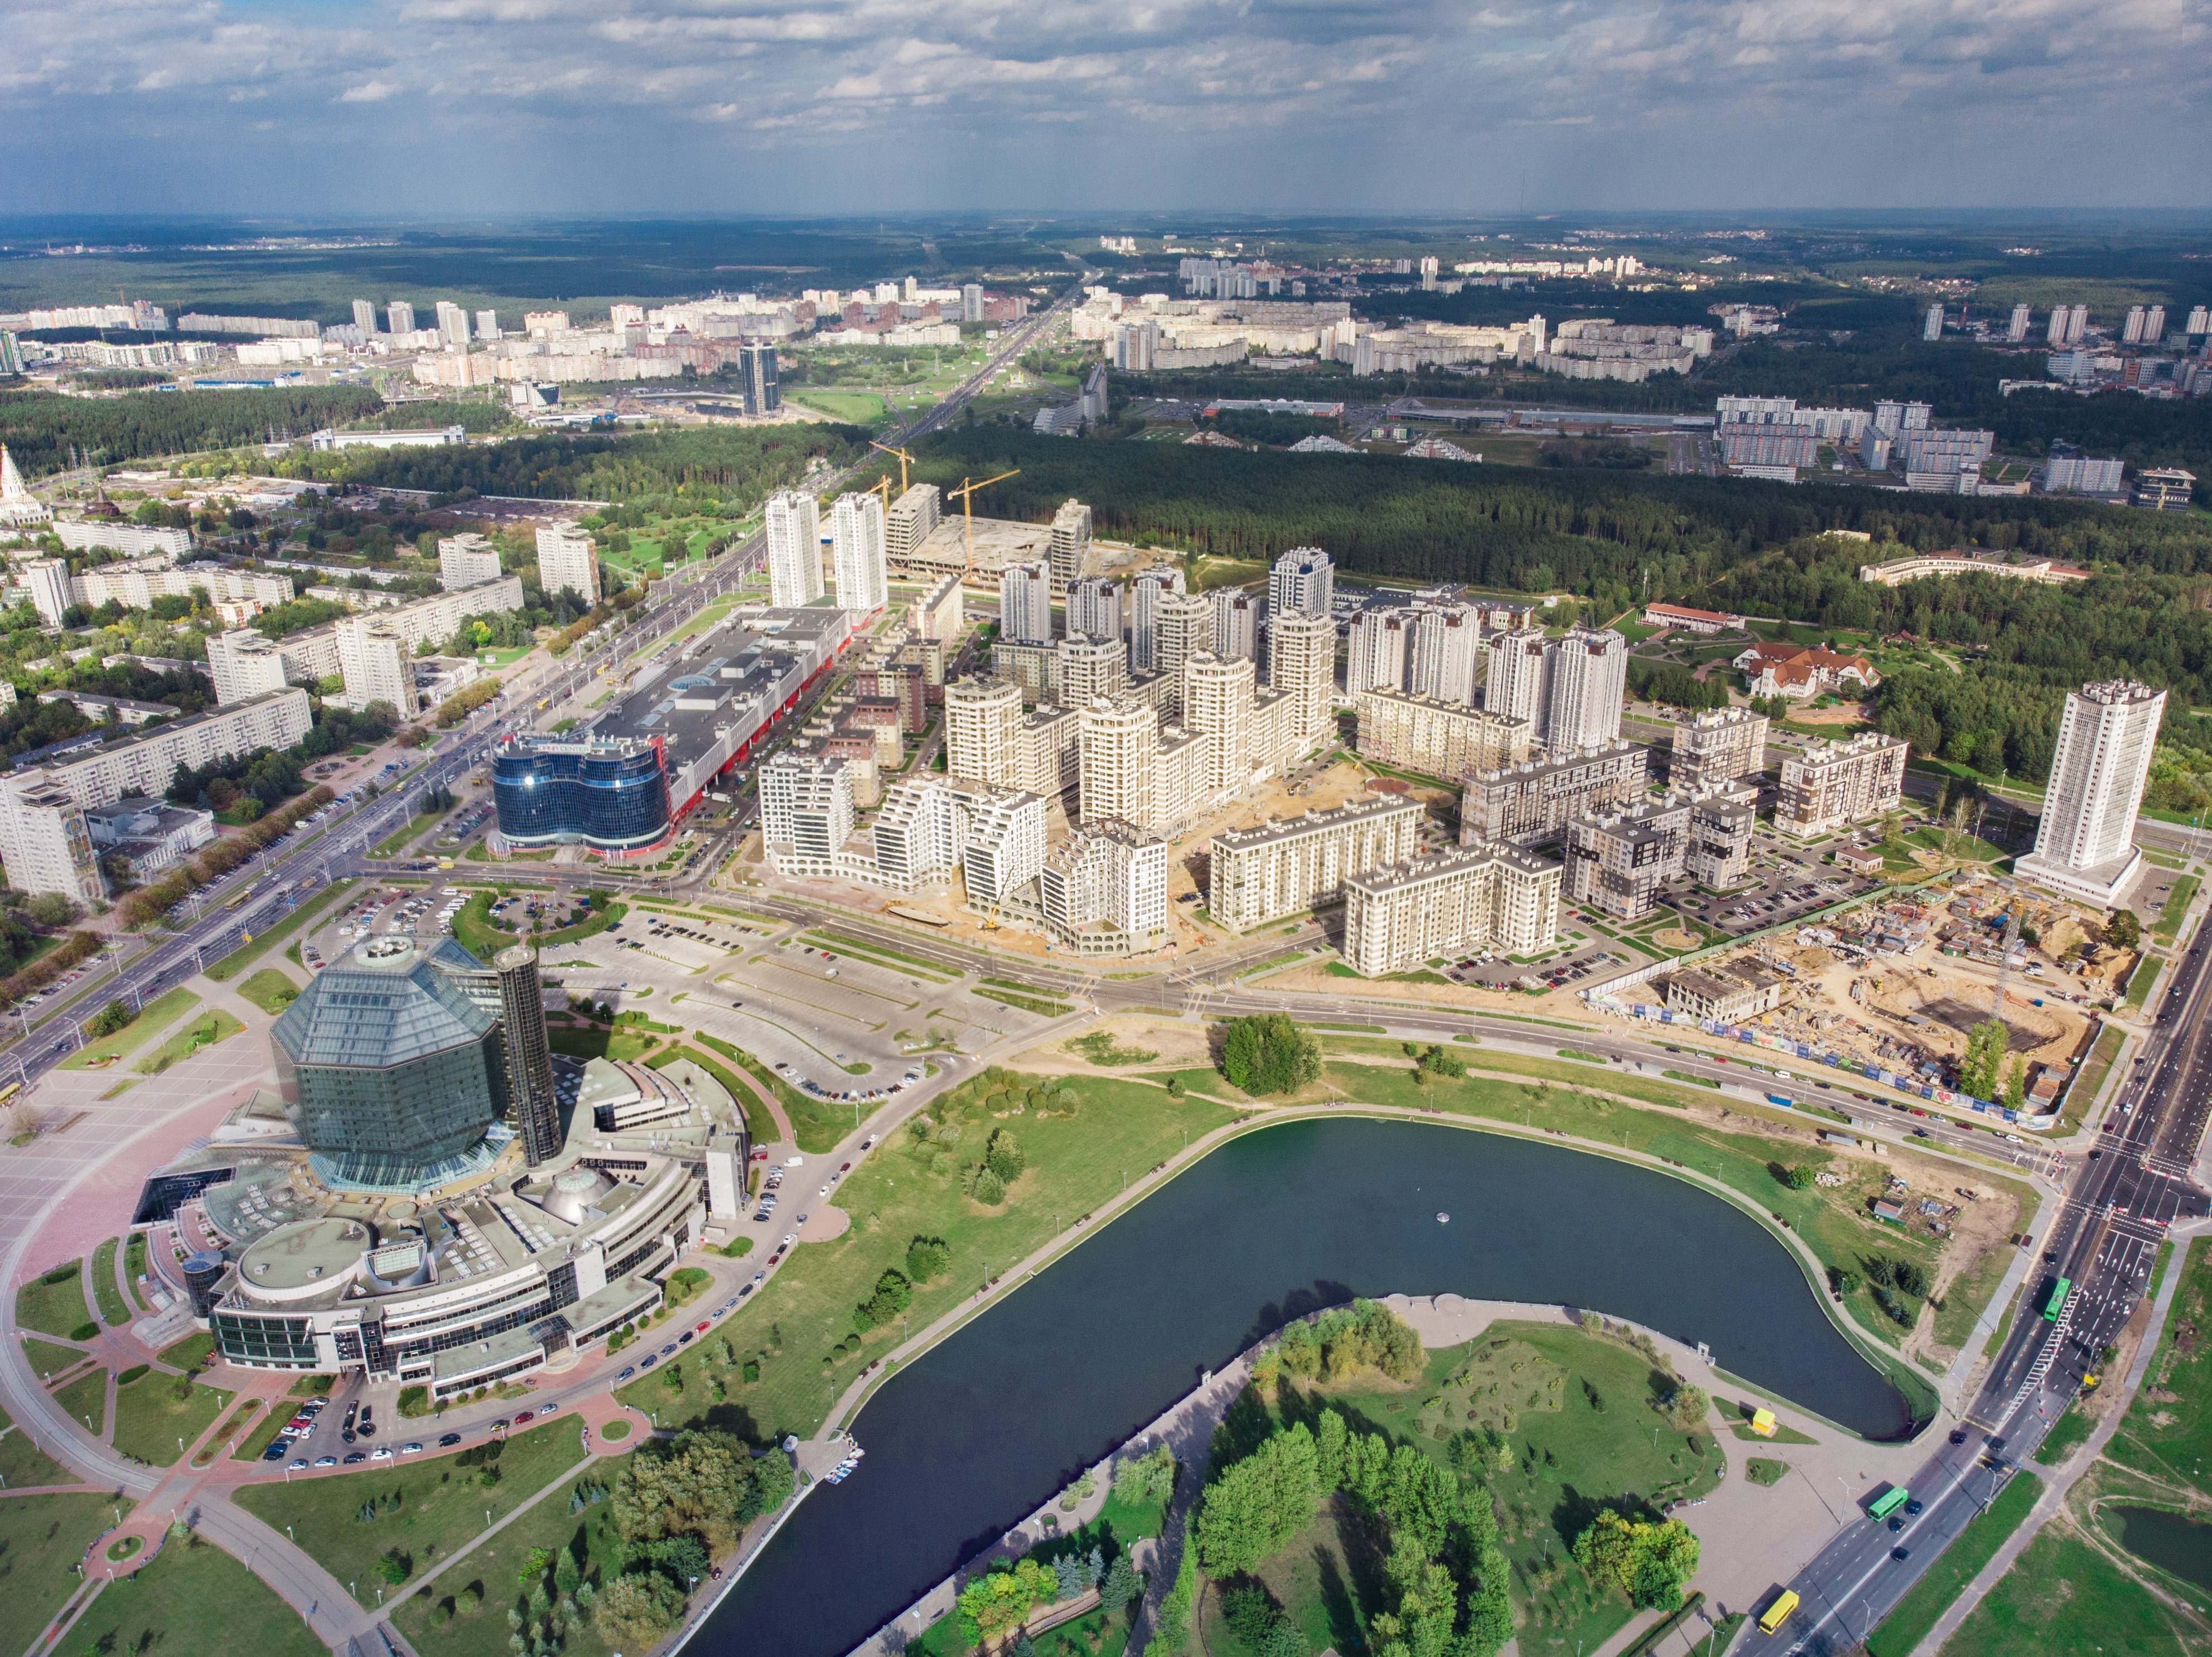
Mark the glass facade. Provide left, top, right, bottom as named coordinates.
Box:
left=493, top=737, right=670, bottom=852
left=271, top=936, right=504, bottom=1190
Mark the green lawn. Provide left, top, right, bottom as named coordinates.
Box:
left=67, top=1527, right=324, bottom=1657
left=644, top=1046, right=754, bottom=1136
left=371, top=810, right=442, bottom=859
left=0, top=1493, right=131, bottom=1653
left=205, top=880, right=354, bottom=981
left=90, top=1238, right=129, bottom=1326
left=15, top=1264, right=91, bottom=1340
left=2035, top=1399, right=2097, bottom=1465
left=694, top=1032, right=846, bottom=1153
left=2127, top=957, right=2165, bottom=1013
left=392, top=1466, right=630, bottom=1657
left=1331, top=1321, right=1725, bottom=1657
left=110, top=1371, right=233, bottom=1466
left=791, top=387, right=887, bottom=423
left=55, top=1368, right=108, bottom=1437
left=234, top=1419, right=589, bottom=1594
left=800, top=930, right=958, bottom=982
left=2066, top=1023, right=2127, bottom=1132
left=2108, top=1238, right=2212, bottom=1496
left=20, top=1336, right=84, bottom=1380
left=238, top=968, right=301, bottom=1016
left=57, top=986, right=200, bottom=1070
left=133, top=1009, right=244, bottom=1074
left=0, top=1403, right=76, bottom=1486
left=2153, top=876, right=2201, bottom=946
left=619, top=1072, right=1239, bottom=1442
left=123, top=1233, right=150, bottom=1312
left=1939, top=1523, right=2190, bottom=1657
left=1865, top=1468, right=2041, bottom=1656
left=232, top=1398, right=297, bottom=1463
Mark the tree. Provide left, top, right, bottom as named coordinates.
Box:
left=1574, top=1513, right=1702, bottom=1610
left=591, top=1573, right=686, bottom=1645
left=1668, top=1383, right=1711, bottom=1431
left=1218, top=1013, right=1322, bottom=1096
left=905, top=1235, right=952, bottom=1282
left=955, top=1558, right=1054, bottom=1644
left=2107, top=909, right=2143, bottom=950
left=853, top=1268, right=912, bottom=1331
left=973, top=1167, right=1007, bottom=1205
left=1099, top=1553, right=1140, bottom=1616
left=610, top=1429, right=788, bottom=1552
left=985, top=1128, right=1025, bottom=1182
left=2002, top=1054, right=2027, bottom=1110
left=1959, top=1020, right=2010, bottom=1099
left=1194, top=1422, right=1319, bottom=1574
left=1113, top=1445, right=1177, bottom=1508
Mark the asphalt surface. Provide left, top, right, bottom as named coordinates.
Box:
left=1739, top=924, right=2212, bottom=1656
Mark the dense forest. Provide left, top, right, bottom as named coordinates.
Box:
left=284, top=422, right=870, bottom=512
left=0, top=386, right=385, bottom=475
left=1713, top=552, right=2212, bottom=788
left=899, top=426, right=2212, bottom=605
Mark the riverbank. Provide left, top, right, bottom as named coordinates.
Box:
left=835, top=1293, right=1945, bottom=1657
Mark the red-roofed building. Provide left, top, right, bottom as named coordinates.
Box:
left=1734, top=642, right=1881, bottom=700
left=1643, top=601, right=1745, bottom=635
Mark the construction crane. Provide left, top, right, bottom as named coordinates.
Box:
left=946, top=470, right=1021, bottom=573
left=869, top=441, right=915, bottom=495
left=866, top=474, right=894, bottom=513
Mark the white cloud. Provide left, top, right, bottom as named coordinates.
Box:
left=0, top=0, right=2203, bottom=207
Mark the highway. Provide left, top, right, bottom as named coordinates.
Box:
left=1740, top=916, right=2212, bottom=1656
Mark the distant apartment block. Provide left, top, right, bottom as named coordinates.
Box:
left=1775, top=733, right=1908, bottom=839
left=1356, top=688, right=1532, bottom=782
left=1342, top=847, right=1562, bottom=975
left=1858, top=552, right=2089, bottom=587
left=1207, top=794, right=1422, bottom=933
left=1460, top=742, right=1650, bottom=847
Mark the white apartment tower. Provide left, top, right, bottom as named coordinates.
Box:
left=1411, top=605, right=1483, bottom=707
left=1128, top=568, right=1185, bottom=673
left=206, top=630, right=291, bottom=707
left=999, top=561, right=1054, bottom=645
left=1269, top=548, right=1334, bottom=617
left=1066, top=577, right=1123, bottom=642
left=1058, top=635, right=1129, bottom=708
left=534, top=523, right=600, bottom=607
left=1267, top=611, right=1338, bottom=747
left=1543, top=626, right=1628, bottom=751
left=829, top=491, right=889, bottom=615
left=438, top=532, right=503, bottom=591
left=387, top=300, right=416, bottom=336
left=1348, top=610, right=1412, bottom=698
left=2008, top=305, right=2032, bottom=344
left=1049, top=499, right=1092, bottom=592
left=1152, top=591, right=1214, bottom=685
left=352, top=298, right=380, bottom=337
left=1485, top=626, right=1552, bottom=730
left=435, top=301, right=471, bottom=346
left=1182, top=653, right=1256, bottom=792
left=334, top=616, right=417, bottom=716
left=944, top=679, right=1024, bottom=786
left=765, top=490, right=824, bottom=608
left=1212, top=591, right=1264, bottom=664
left=2017, top=680, right=2166, bottom=905
left=1077, top=699, right=1158, bottom=827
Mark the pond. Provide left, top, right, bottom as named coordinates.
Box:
left=690, top=1116, right=1914, bottom=1655
left=2110, top=1503, right=2212, bottom=1595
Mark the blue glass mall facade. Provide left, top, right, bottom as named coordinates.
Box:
left=493, top=737, right=672, bottom=853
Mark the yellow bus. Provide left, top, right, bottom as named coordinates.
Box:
left=1757, top=1590, right=1800, bottom=1635
left=0, top=1081, right=20, bottom=1110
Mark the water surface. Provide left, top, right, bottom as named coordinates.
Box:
left=2111, top=1503, right=2212, bottom=1593
left=696, top=1117, right=1911, bottom=1655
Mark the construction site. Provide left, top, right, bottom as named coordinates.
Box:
left=1653, top=868, right=2127, bottom=1119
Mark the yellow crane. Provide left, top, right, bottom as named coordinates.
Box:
left=869, top=441, right=915, bottom=495
left=866, top=474, right=894, bottom=513
left=945, top=470, right=1021, bottom=572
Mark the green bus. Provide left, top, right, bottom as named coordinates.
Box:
left=2044, top=1277, right=2073, bottom=1321
left=1868, top=1485, right=1910, bottom=1521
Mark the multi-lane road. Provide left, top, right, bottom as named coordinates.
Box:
left=1742, top=912, right=2212, bottom=1656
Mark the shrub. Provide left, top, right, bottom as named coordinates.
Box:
left=398, top=1385, right=430, bottom=1417
left=973, top=1167, right=1006, bottom=1205
left=984, top=1128, right=1025, bottom=1182
left=905, top=1235, right=952, bottom=1282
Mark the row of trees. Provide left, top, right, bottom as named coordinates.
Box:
left=1270, top=1301, right=1427, bottom=1387
left=592, top=1428, right=793, bottom=1646
left=0, top=385, right=385, bottom=476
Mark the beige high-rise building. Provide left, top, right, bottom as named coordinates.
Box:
left=534, top=522, right=600, bottom=607
left=1485, top=626, right=1551, bottom=727
left=1078, top=699, right=1158, bottom=826
left=1356, top=688, right=1532, bottom=782
left=1348, top=609, right=1412, bottom=698
left=438, top=532, right=503, bottom=591
left=765, top=490, right=824, bottom=608
left=1152, top=591, right=1214, bottom=690
left=1266, top=610, right=1336, bottom=747
left=1410, top=605, right=1484, bottom=706
left=1018, top=706, right=1082, bottom=798
left=1209, top=794, right=1422, bottom=932
left=886, top=483, right=941, bottom=563
left=1342, top=846, right=1561, bottom=975
left=207, top=629, right=291, bottom=706
left=334, top=616, right=417, bottom=716
left=1775, top=732, right=1908, bottom=839
left=1671, top=707, right=1770, bottom=792
left=1041, top=821, right=1169, bottom=954
left=1542, top=626, right=1628, bottom=751
left=1211, top=591, right=1263, bottom=663
left=943, top=678, right=1023, bottom=786
left=1181, top=653, right=1255, bottom=793
left=1049, top=499, right=1092, bottom=592
left=1058, top=635, right=1128, bottom=708
left=829, top=491, right=889, bottom=613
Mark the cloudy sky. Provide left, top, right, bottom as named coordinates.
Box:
left=2, top=0, right=2208, bottom=215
